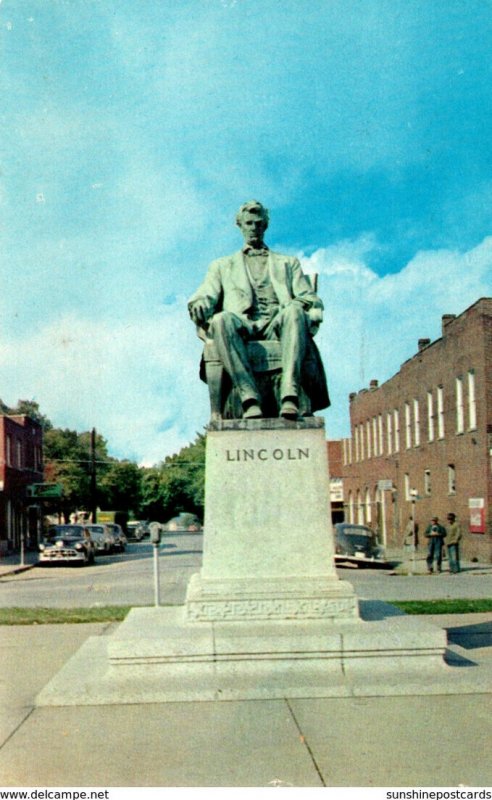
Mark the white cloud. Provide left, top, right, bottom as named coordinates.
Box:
left=303, top=236, right=492, bottom=439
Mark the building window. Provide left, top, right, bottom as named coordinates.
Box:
left=357, top=490, right=364, bottom=524
left=6, top=434, right=12, bottom=467
left=348, top=491, right=354, bottom=523
left=404, top=472, right=411, bottom=501
left=354, top=427, right=359, bottom=462
left=393, top=409, right=400, bottom=452
left=386, top=412, right=392, bottom=455
left=437, top=386, right=445, bottom=439
left=343, top=438, right=352, bottom=466
left=456, top=377, right=464, bottom=434
left=372, top=417, right=378, bottom=457
left=365, top=487, right=372, bottom=524
left=378, top=415, right=383, bottom=456
left=16, top=439, right=23, bottom=469
left=405, top=402, right=412, bottom=449
left=427, top=391, right=434, bottom=442
left=468, top=370, right=477, bottom=430
left=366, top=420, right=372, bottom=459
left=359, top=424, right=365, bottom=461
left=424, top=469, right=431, bottom=496
left=413, top=399, right=420, bottom=446
left=448, top=464, right=456, bottom=495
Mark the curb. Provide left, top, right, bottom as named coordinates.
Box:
left=0, top=563, right=36, bottom=578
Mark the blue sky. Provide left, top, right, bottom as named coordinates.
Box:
left=1, top=0, right=492, bottom=464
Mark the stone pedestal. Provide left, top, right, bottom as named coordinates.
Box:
left=36, top=417, right=454, bottom=707
left=185, top=417, right=358, bottom=623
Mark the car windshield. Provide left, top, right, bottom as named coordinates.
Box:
left=47, top=525, right=85, bottom=537
left=338, top=526, right=377, bottom=544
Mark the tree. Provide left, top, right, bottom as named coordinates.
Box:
left=0, top=398, right=52, bottom=430
left=140, top=433, right=206, bottom=522
left=97, top=460, right=143, bottom=513
left=43, top=428, right=111, bottom=519
left=12, top=400, right=53, bottom=431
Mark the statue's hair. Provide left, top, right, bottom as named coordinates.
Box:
left=235, top=200, right=269, bottom=228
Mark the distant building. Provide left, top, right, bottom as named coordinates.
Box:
left=341, top=298, right=492, bottom=563
left=327, top=440, right=344, bottom=523
left=0, top=415, right=44, bottom=553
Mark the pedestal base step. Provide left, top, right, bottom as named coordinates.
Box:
left=35, top=603, right=478, bottom=707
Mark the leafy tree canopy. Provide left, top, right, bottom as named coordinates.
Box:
left=140, top=433, right=206, bottom=522
left=0, top=398, right=52, bottom=430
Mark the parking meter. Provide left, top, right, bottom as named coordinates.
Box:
left=150, top=524, right=161, bottom=545
left=150, top=524, right=161, bottom=606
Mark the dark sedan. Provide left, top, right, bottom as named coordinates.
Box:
left=39, top=524, right=96, bottom=566
left=334, top=523, right=389, bottom=567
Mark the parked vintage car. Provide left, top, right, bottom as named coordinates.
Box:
left=165, top=512, right=202, bottom=532
left=126, top=521, right=148, bottom=541
left=334, top=523, right=389, bottom=567
left=39, top=524, right=96, bottom=566
left=104, top=522, right=127, bottom=552
left=84, top=523, right=116, bottom=554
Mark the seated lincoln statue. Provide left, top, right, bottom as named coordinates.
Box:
left=188, top=200, right=330, bottom=420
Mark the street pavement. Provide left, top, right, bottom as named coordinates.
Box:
left=0, top=542, right=492, bottom=787
left=2, top=540, right=492, bottom=604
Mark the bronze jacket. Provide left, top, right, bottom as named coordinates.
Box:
left=189, top=250, right=330, bottom=412
left=188, top=250, right=324, bottom=332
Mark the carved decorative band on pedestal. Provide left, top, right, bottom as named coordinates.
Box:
left=186, top=595, right=358, bottom=622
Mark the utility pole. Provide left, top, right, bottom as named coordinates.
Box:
left=90, top=427, right=97, bottom=523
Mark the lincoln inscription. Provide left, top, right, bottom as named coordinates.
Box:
left=225, top=447, right=310, bottom=462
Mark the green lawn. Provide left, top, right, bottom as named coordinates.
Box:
left=390, top=598, right=492, bottom=615
left=0, top=606, right=134, bottom=624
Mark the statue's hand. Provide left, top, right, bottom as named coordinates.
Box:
left=189, top=300, right=208, bottom=326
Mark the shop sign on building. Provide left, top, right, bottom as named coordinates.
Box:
left=330, top=478, right=344, bottom=503
left=27, top=483, right=63, bottom=499
left=469, top=498, right=485, bottom=533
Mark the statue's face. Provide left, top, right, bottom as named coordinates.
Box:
left=238, top=212, right=267, bottom=246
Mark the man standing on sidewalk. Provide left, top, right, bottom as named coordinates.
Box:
left=424, top=516, right=447, bottom=573
left=446, top=512, right=462, bottom=574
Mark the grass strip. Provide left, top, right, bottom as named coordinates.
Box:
left=391, top=598, right=492, bottom=615
left=0, top=606, right=135, bottom=625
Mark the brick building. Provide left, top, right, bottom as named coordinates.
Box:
left=341, top=297, right=492, bottom=563
left=327, top=440, right=344, bottom=523
left=0, top=415, right=44, bottom=553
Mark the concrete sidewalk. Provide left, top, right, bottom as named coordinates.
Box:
left=1, top=612, right=492, bottom=787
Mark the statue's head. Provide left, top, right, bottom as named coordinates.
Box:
left=235, top=200, right=269, bottom=245
left=236, top=200, right=269, bottom=229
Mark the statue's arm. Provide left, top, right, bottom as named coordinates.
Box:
left=188, top=260, right=223, bottom=327
left=290, top=258, right=324, bottom=332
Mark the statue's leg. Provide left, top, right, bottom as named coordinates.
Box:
left=272, top=304, right=308, bottom=416
left=207, top=312, right=262, bottom=414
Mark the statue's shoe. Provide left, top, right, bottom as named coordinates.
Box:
left=280, top=399, right=299, bottom=420
left=243, top=403, right=263, bottom=419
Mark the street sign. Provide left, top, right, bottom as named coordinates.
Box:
left=378, top=479, right=393, bottom=491
left=27, top=483, right=63, bottom=499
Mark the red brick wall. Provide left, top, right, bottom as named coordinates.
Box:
left=342, top=298, right=492, bottom=562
